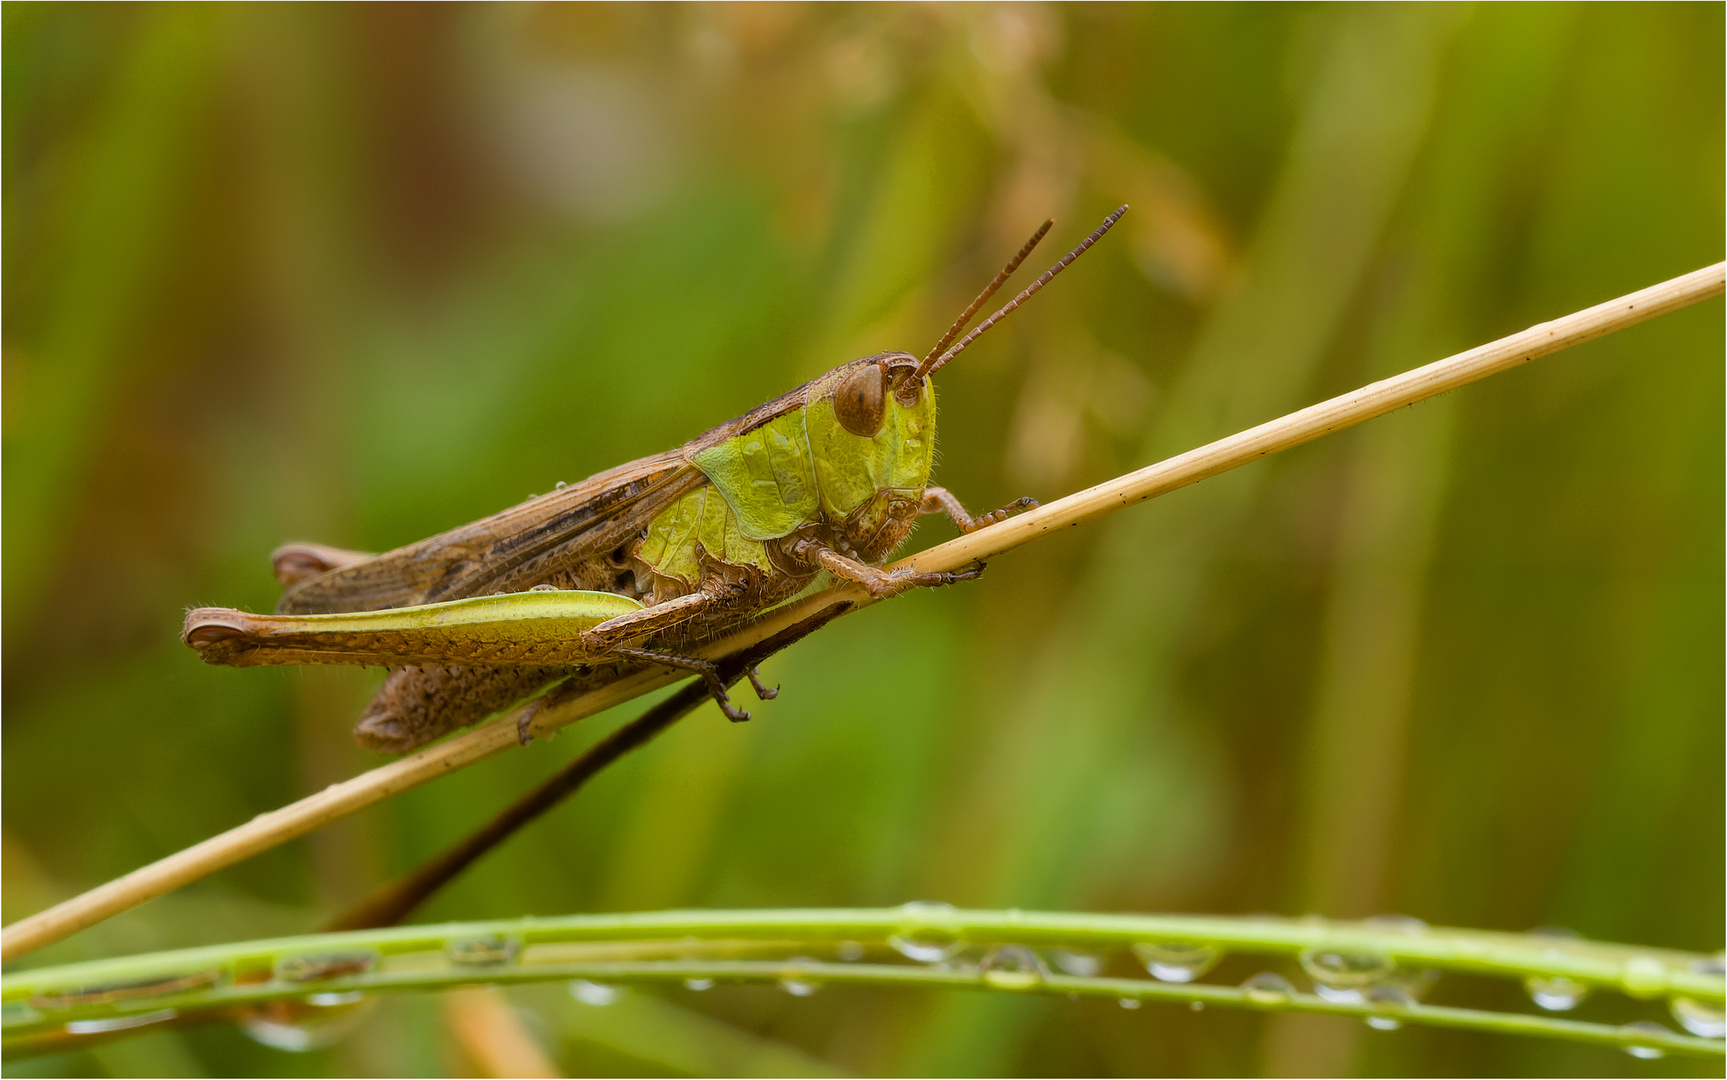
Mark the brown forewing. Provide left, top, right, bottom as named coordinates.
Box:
left=274, top=376, right=825, bottom=617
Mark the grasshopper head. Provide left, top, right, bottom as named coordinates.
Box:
left=806, top=353, right=936, bottom=532
left=803, top=352, right=935, bottom=563
left=807, top=209, right=1128, bottom=557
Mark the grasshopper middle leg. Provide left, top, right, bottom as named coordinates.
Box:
left=577, top=578, right=773, bottom=722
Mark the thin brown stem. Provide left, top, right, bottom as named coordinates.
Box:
left=3, top=260, right=1719, bottom=963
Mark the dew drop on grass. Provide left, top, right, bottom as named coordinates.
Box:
left=1524, top=975, right=1589, bottom=1012
left=239, top=997, right=373, bottom=1052
left=1299, top=949, right=1393, bottom=990
left=1118, top=997, right=1141, bottom=1009
left=65, top=1009, right=177, bottom=1035
left=979, top=945, right=1046, bottom=990
left=1670, top=996, right=1727, bottom=1039
left=889, top=901, right=963, bottom=963
left=1051, top=948, right=1102, bottom=977
left=305, top=991, right=364, bottom=1007
left=569, top=980, right=620, bottom=1006
left=1363, top=915, right=1428, bottom=934
left=779, top=958, right=821, bottom=997
left=683, top=978, right=715, bottom=992
left=1132, top=942, right=1219, bottom=983
left=1362, top=984, right=1413, bottom=1029
left=1621, top=1021, right=1671, bottom=1059
left=1241, top=972, right=1295, bottom=1003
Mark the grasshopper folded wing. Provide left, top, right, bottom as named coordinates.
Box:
left=275, top=451, right=702, bottom=615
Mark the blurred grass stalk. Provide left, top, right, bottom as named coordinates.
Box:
left=2, top=260, right=1720, bottom=968
left=4, top=909, right=1722, bottom=1061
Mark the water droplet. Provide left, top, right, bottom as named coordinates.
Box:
left=683, top=978, right=715, bottom=992
left=1299, top=949, right=1394, bottom=991
left=1692, top=955, right=1726, bottom=977
left=1189, top=1000, right=1204, bottom=1012
left=1118, top=997, right=1141, bottom=1010
left=1051, top=948, right=1102, bottom=977
left=979, top=945, right=1046, bottom=990
left=836, top=941, right=867, bottom=962
left=447, top=935, right=518, bottom=968
left=1241, top=972, right=1295, bottom=1003
left=1525, top=975, right=1590, bottom=1012
left=570, top=980, right=621, bottom=1006
left=1622, top=956, right=1668, bottom=999
left=1364, top=1015, right=1401, bottom=1031
left=1132, top=941, right=1219, bottom=983
left=305, top=991, right=365, bottom=1007
left=779, top=958, right=821, bottom=997
left=239, top=997, right=372, bottom=1052
left=1531, top=925, right=1582, bottom=940
left=65, top=1009, right=177, bottom=1035
left=1363, top=915, right=1428, bottom=935
left=1622, top=1020, right=1671, bottom=1059
left=889, top=901, right=963, bottom=963
left=555, top=480, right=568, bottom=490
left=1670, top=996, right=1727, bottom=1039
left=275, top=951, right=377, bottom=983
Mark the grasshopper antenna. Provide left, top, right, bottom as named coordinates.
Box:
left=919, top=218, right=1054, bottom=369
left=913, top=204, right=1128, bottom=382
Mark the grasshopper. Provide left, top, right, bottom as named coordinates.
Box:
left=184, top=208, right=1127, bottom=752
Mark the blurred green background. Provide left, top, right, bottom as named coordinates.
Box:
left=3, top=3, right=1721, bottom=1076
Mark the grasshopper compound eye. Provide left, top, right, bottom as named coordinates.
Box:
left=835, top=363, right=888, bottom=436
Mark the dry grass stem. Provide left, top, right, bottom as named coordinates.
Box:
left=3, top=261, right=1719, bottom=964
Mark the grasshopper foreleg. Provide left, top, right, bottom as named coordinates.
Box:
left=919, top=487, right=1038, bottom=534
left=790, top=538, right=983, bottom=599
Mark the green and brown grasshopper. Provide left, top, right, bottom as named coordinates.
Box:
left=184, top=208, right=1127, bottom=753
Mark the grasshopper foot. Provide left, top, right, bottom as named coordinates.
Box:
left=965, top=496, right=1038, bottom=532
left=517, top=699, right=542, bottom=745
left=746, top=666, right=779, bottom=701
left=612, top=645, right=751, bottom=722
left=865, top=560, right=986, bottom=598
